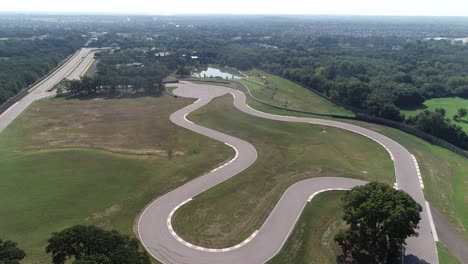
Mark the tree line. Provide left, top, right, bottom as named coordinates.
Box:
left=58, top=49, right=169, bottom=97
left=94, top=29, right=468, bottom=149
left=60, top=75, right=164, bottom=97
left=4, top=16, right=468, bottom=149
left=0, top=32, right=84, bottom=105
left=1, top=182, right=422, bottom=264
left=1, top=226, right=150, bottom=264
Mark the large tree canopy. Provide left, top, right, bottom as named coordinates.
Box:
left=46, top=225, right=150, bottom=264
left=0, top=239, right=26, bottom=264
left=335, top=182, right=422, bottom=263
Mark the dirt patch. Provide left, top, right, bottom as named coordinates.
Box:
left=93, top=204, right=121, bottom=219
left=18, top=95, right=197, bottom=155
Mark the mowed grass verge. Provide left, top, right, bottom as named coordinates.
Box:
left=239, top=69, right=353, bottom=116
left=401, top=97, right=468, bottom=133
left=437, top=242, right=462, bottom=264
left=172, top=95, right=394, bottom=248
left=0, top=95, right=233, bottom=263
left=268, top=191, right=345, bottom=264
left=237, top=75, right=468, bottom=239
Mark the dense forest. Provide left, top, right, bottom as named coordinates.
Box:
left=2, top=14, right=468, bottom=149
left=0, top=29, right=84, bottom=104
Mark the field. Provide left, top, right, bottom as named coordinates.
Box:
left=268, top=191, right=345, bottom=263
left=0, top=95, right=232, bottom=263
left=238, top=75, right=468, bottom=239
left=437, top=242, right=461, bottom=264
left=239, top=69, right=353, bottom=116
left=172, top=95, right=394, bottom=248
left=401, top=97, right=468, bottom=132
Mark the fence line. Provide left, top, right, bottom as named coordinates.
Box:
left=234, top=76, right=468, bottom=159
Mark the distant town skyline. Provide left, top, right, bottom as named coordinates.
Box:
left=2, top=0, right=468, bottom=17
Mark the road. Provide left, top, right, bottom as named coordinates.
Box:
left=0, top=48, right=97, bottom=133
left=138, top=82, right=438, bottom=264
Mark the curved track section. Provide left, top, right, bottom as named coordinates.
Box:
left=138, top=82, right=438, bottom=264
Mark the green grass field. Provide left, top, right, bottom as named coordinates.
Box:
left=401, top=97, right=468, bottom=133
left=0, top=95, right=232, bottom=263
left=172, top=95, right=394, bottom=248
left=268, top=191, right=345, bottom=264
left=239, top=69, right=353, bottom=116
left=235, top=76, right=468, bottom=239
left=437, top=242, right=461, bottom=264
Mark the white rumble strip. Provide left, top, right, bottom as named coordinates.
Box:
left=167, top=198, right=259, bottom=252
left=411, top=154, right=424, bottom=189
left=307, top=188, right=348, bottom=202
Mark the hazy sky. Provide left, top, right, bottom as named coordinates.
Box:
left=2, top=0, right=468, bottom=16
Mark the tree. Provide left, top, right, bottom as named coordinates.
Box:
left=46, top=225, right=150, bottom=264
left=335, top=182, right=422, bottom=263
left=457, top=108, right=467, bottom=120
left=175, top=67, right=191, bottom=77
left=0, top=239, right=26, bottom=264
left=406, top=110, right=468, bottom=149
left=365, top=96, right=404, bottom=121
left=333, top=79, right=371, bottom=108
left=391, top=85, right=425, bottom=107
left=435, top=108, right=446, bottom=117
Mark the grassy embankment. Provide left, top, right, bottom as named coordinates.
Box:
left=235, top=71, right=468, bottom=240
left=0, top=95, right=233, bottom=263
left=268, top=192, right=463, bottom=264
left=401, top=97, right=468, bottom=133
left=239, top=69, right=353, bottom=116
left=437, top=242, right=462, bottom=264
left=267, top=191, right=346, bottom=263
left=172, top=95, right=394, bottom=248
left=188, top=72, right=466, bottom=261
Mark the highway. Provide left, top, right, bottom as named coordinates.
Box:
left=0, top=48, right=97, bottom=133
left=138, top=82, right=439, bottom=264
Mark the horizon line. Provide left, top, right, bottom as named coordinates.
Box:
left=1, top=11, right=468, bottom=18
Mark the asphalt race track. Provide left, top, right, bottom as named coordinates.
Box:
left=138, top=82, right=439, bottom=264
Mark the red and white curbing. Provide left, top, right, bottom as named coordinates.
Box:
left=211, top=143, right=239, bottom=173
left=411, top=155, right=424, bottom=189
left=167, top=198, right=259, bottom=252
left=307, top=188, right=348, bottom=202
left=166, top=140, right=255, bottom=252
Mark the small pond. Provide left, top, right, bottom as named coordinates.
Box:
left=192, top=67, right=242, bottom=79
